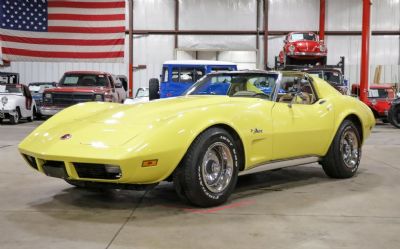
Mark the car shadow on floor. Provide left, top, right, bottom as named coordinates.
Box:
left=25, top=163, right=379, bottom=222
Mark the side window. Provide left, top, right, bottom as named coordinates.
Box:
left=277, top=76, right=317, bottom=105
left=211, top=67, right=233, bottom=72
left=171, top=67, right=205, bottom=83
left=162, top=67, right=169, bottom=82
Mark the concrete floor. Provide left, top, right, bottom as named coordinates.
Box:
left=0, top=121, right=399, bottom=249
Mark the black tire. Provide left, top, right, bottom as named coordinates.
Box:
left=10, top=108, right=20, bottom=125
left=321, top=120, right=361, bottom=178
left=381, top=118, right=389, bottom=124
left=27, top=107, right=36, bottom=122
left=285, top=55, right=292, bottom=66
left=173, top=128, right=240, bottom=207
left=389, top=104, right=400, bottom=129
left=149, top=78, right=160, bottom=100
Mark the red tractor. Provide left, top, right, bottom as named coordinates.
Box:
left=278, top=32, right=327, bottom=66
left=351, top=84, right=396, bottom=123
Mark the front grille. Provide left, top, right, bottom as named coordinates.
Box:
left=52, top=93, right=94, bottom=106
left=74, top=163, right=121, bottom=180
left=22, top=154, right=38, bottom=170
left=42, top=160, right=68, bottom=179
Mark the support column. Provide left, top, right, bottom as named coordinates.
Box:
left=263, top=0, right=269, bottom=69
left=319, top=0, right=326, bottom=41
left=174, top=0, right=179, bottom=49
left=360, top=0, right=372, bottom=102
left=128, top=0, right=134, bottom=97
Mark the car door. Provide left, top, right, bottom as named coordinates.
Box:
left=107, top=75, right=118, bottom=102
left=21, top=85, right=32, bottom=117
left=271, top=75, right=334, bottom=160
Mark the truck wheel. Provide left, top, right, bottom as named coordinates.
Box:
left=389, top=105, right=400, bottom=128
left=27, top=107, right=36, bottom=122
left=173, top=128, right=240, bottom=207
left=10, top=108, right=20, bottom=125
left=149, top=78, right=160, bottom=100
left=284, top=56, right=292, bottom=66
left=321, top=120, right=361, bottom=179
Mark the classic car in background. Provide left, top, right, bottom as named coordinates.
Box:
left=351, top=84, right=396, bottom=123
left=19, top=71, right=375, bottom=207
left=303, top=68, right=348, bottom=95
left=0, top=84, right=36, bottom=124
left=28, top=82, right=57, bottom=118
left=388, top=97, right=400, bottom=128
left=41, top=71, right=127, bottom=117
left=279, top=32, right=327, bottom=66
left=124, top=87, right=149, bottom=105
left=149, top=60, right=238, bottom=100
left=0, top=72, right=20, bottom=84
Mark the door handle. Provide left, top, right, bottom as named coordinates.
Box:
left=319, top=99, right=326, bottom=105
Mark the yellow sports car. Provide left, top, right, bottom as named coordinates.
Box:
left=19, top=71, right=375, bottom=207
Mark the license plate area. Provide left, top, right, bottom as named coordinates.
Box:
left=42, top=160, right=68, bottom=179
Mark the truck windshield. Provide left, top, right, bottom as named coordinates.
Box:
left=185, top=73, right=278, bottom=100
left=368, top=89, right=389, bottom=98
left=59, top=74, right=108, bottom=87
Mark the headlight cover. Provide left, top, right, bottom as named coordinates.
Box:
left=319, top=44, right=326, bottom=52
left=288, top=45, right=296, bottom=52
left=45, top=93, right=52, bottom=99
left=1, top=96, right=8, bottom=105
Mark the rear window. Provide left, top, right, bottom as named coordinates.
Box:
left=369, top=89, right=389, bottom=98
left=0, top=84, right=23, bottom=94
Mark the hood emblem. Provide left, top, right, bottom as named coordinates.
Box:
left=60, top=134, right=72, bottom=140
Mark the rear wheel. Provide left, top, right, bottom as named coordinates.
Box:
left=321, top=120, right=361, bottom=178
left=173, top=128, right=240, bottom=207
left=10, top=108, right=20, bottom=125
left=389, top=105, right=400, bottom=129
left=149, top=78, right=160, bottom=100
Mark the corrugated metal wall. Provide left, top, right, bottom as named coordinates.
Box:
left=1, top=0, right=399, bottom=92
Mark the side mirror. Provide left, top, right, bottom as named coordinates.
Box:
left=284, top=40, right=288, bottom=44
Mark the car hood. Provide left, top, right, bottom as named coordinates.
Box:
left=30, top=96, right=234, bottom=148
left=45, top=87, right=108, bottom=94
left=292, top=40, right=320, bottom=52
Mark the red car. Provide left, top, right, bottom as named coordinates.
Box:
left=351, top=84, right=396, bottom=122
left=279, top=32, right=327, bottom=66
left=41, top=71, right=126, bottom=116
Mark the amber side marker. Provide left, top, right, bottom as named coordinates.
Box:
left=142, top=159, right=158, bottom=167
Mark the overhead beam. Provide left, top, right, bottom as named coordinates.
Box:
left=126, top=30, right=400, bottom=36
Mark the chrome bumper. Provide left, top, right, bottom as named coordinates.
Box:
left=288, top=52, right=327, bottom=56
left=40, top=106, right=64, bottom=116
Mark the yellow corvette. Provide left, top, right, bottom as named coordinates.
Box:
left=19, top=71, right=375, bottom=207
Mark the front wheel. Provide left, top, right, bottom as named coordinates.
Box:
left=10, top=108, right=20, bottom=125
left=173, top=128, right=240, bottom=207
left=321, top=120, right=361, bottom=178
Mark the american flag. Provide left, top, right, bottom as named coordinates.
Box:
left=0, top=0, right=125, bottom=62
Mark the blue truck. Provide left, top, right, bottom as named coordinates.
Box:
left=149, top=60, right=237, bottom=100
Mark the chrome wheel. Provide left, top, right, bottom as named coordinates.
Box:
left=340, top=129, right=359, bottom=168
left=201, top=142, right=234, bottom=193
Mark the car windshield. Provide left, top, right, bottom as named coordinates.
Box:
left=29, top=83, right=54, bottom=93
left=136, top=88, right=149, bottom=98
left=0, top=84, right=23, bottom=94
left=308, top=71, right=343, bottom=86
left=290, top=33, right=317, bottom=42
left=59, top=74, right=108, bottom=87
left=185, top=73, right=279, bottom=100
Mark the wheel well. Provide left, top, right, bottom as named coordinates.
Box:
left=344, top=114, right=363, bottom=143
left=209, top=124, right=246, bottom=171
